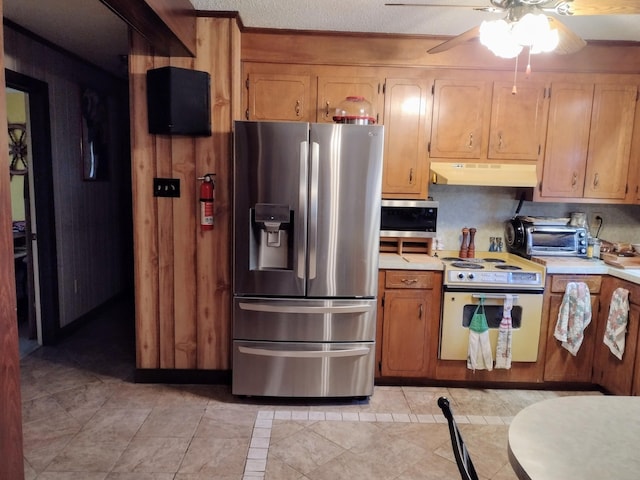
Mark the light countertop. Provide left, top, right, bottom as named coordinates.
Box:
left=379, top=252, right=444, bottom=271
left=379, top=252, right=640, bottom=285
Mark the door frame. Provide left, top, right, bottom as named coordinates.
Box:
left=6, top=69, right=59, bottom=345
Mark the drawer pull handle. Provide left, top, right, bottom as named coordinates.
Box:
left=419, top=304, right=423, bottom=319
left=401, top=278, right=418, bottom=285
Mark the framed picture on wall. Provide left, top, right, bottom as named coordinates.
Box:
left=81, top=87, right=109, bottom=181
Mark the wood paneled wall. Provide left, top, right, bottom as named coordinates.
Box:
left=240, top=30, right=640, bottom=74
left=129, top=17, right=240, bottom=370
left=101, top=0, right=196, bottom=57
left=0, top=0, right=26, bottom=476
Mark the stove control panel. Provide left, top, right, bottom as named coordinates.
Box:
left=447, top=270, right=542, bottom=286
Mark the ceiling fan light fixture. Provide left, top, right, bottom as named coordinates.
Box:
left=479, top=19, right=523, bottom=58
left=480, top=12, right=559, bottom=58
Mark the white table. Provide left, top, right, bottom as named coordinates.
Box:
left=508, top=395, right=640, bottom=480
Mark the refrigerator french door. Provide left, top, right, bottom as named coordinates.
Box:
left=233, top=120, right=383, bottom=397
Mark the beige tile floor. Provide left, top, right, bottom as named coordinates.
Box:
left=19, top=297, right=601, bottom=479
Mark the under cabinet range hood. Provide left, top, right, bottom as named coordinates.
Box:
left=430, top=162, right=538, bottom=188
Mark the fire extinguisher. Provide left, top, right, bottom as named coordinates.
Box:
left=199, top=173, right=215, bottom=231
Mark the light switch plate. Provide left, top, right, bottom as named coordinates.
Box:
left=153, top=178, right=180, bottom=197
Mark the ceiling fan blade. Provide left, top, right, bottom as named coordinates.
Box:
left=551, top=0, right=640, bottom=16
left=547, top=16, right=587, bottom=54
left=427, top=25, right=481, bottom=53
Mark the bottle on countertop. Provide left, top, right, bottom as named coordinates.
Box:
left=592, top=237, right=601, bottom=259
left=587, top=237, right=594, bottom=259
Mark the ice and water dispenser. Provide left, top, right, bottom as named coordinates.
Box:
left=250, top=203, right=292, bottom=270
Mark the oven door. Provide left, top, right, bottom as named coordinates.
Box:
left=440, top=290, right=542, bottom=362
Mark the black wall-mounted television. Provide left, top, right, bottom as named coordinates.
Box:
left=146, top=66, right=211, bottom=136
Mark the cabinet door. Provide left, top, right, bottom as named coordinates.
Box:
left=381, top=78, right=430, bottom=198
left=539, top=83, right=594, bottom=198
left=488, top=81, right=548, bottom=161
left=543, top=293, right=599, bottom=383
left=317, top=76, right=382, bottom=123
left=246, top=73, right=312, bottom=121
left=429, top=79, right=490, bottom=159
left=381, top=290, right=431, bottom=377
left=629, top=304, right=640, bottom=395
left=583, top=84, right=637, bottom=200
left=592, top=280, right=640, bottom=395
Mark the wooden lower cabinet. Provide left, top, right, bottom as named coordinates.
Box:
left=592, top=278, right=640, bottom=395
left=377, top=270, right=441, bottom=378
left=543, top=275, right=601, bottom=383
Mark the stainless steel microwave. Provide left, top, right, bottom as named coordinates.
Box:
left=380, top=200, right=438, bottom=238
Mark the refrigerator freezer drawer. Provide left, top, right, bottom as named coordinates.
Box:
left=232, top=340, right=375, bottom=397
left=233, top=297, right=377, bottom=342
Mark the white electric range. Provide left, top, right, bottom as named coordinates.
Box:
left=437, top=251, right=546, bottom=362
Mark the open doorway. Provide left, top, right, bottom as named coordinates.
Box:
left=7, top=87, right=38, bottom=356
left=6, top=70, right=59, bottom=352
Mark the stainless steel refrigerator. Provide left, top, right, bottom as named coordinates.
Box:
left=232, top=120, right=383, bottom=398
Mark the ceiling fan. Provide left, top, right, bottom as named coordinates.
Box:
left=385, top=1, right=640, bottom=55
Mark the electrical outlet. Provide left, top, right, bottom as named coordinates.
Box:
left=153, top=178, right=180, bottom=197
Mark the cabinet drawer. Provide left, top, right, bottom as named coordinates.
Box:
left=385, top=271, right=435, bottom=289
left=550, top=275, right=602, bottom=294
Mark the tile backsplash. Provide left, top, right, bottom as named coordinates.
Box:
left=429, top=185, right=640, bottom=253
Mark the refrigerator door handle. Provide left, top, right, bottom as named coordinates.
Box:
left=297, top=141, right=308, bottom=280
left=238, top=346, right=371, bottom=358
left=308, top=141, right=320, bottom=280
left=239, top=302, right=374, bottom=314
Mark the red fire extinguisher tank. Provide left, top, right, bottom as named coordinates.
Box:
left=200, top=174, right=214, bottom=231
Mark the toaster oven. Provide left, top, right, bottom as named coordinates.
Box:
left=505, top=216, right=588, bottom=258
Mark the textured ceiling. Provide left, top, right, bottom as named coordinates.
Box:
left=2, top=0, right=639, bottom=79
left=192, top=0, right=640, bottom=41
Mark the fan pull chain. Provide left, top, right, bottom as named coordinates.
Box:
left=526, top=46, right=532, bottom=76
left=512, top=54, right=519, bottom=95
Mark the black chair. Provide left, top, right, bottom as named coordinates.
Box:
left=437, top=396, right=479, bottom=480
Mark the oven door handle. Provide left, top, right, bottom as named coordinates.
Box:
left=472, top=294, right=519, bottom=300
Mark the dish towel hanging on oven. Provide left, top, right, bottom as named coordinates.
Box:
left=554, top=282, right=592, bottom=356
left=603, top=287, right=630, bottom=360
left=495, top=294, right=513, bottom=369
left=467, top=297, right=493, bottom=371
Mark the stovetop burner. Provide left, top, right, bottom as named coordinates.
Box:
left=439, top=251, right=545, bottom=289
left=450, top=262, right=484, bottom=269
left=495, top=264, right=522, bottom=271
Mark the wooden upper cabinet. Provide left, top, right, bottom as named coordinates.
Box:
left=316, top=76, right=382, bottom=123
left=539, top=81, right=638, bottom=201
left=429, top=78, right=491, bottom=159
left=245, top=73, right=312, bottom=121
left=382, top=78, right=430, bottom=199
left=488, top=81, right=548, bottom=161
left=583, top=83, right=637, bottom=200
left=539, top=82, right=594, bottom=198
